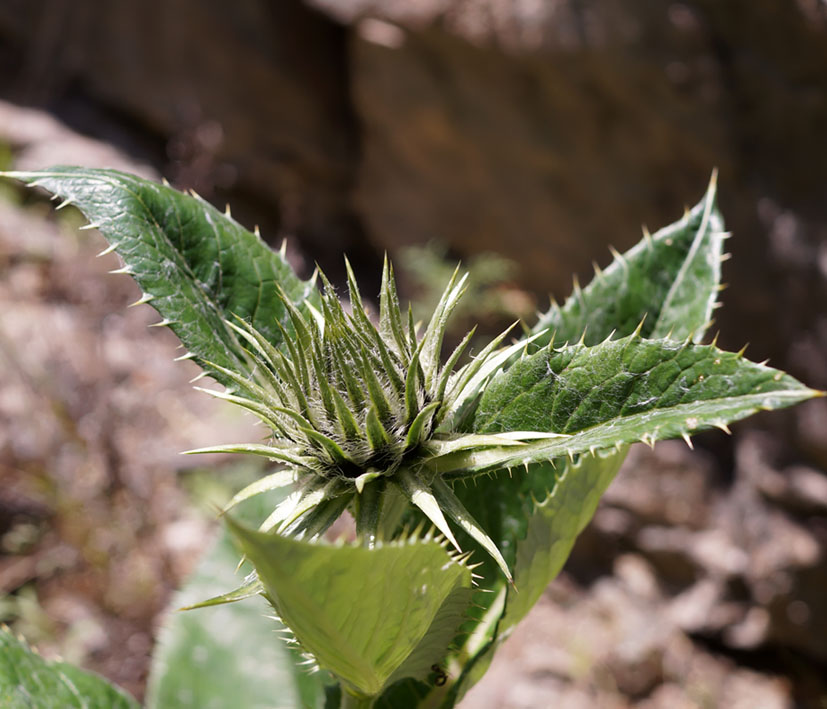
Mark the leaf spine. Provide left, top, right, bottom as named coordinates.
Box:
left=148, top=318, right=174, bottom=328
left=128, top=293, right=155, bottom=308
left=96, top=243, right=118, bottom=257
left=642, top=225, right=653, bottom=249
left=633, top=316, right=647, bottom=337
left=609, top=245, right=627, bottom=268
left=714, top=421, right=732, bottom=435
left=572, top=273, right=582, bottom=297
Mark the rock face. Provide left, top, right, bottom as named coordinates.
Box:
left=0, top=0, right=373, bottom=282
left=1, top=1, right=825, bottom=383
left=314, top=1, right=827, bottom=386
left=4, top=0, right=824, bottom=386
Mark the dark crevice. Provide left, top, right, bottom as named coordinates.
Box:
left=689, top=633, right=827, bottom=708
left=0, top=0, right=378, bottom=293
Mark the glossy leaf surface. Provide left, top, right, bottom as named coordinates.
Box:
left=227, top=520, right=473, bottom=698
left=426, top=335, right=819, bottom=477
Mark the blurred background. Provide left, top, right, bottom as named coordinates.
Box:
left=0, top=1, right=826, bottom=706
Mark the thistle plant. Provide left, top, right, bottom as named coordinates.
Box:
left=192, top=259, right=525, bottom=581
left=0, top=167, right=821, bottom=709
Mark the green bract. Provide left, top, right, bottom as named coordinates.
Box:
left=0, top=166, right=821, bottom=709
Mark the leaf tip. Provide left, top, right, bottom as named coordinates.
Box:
left=708, top=166, right=719, bottom=192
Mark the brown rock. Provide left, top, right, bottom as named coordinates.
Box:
left=0, top=0, right=370, bottom=281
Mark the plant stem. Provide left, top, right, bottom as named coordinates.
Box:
left=341, top=689, right=374, bottom=709
left=355, top=479, right=383, bottom=548
left=377, top=483, right=408, bottom=539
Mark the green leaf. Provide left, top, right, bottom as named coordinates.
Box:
left=425, top=336, right=821, bottom=477
left=426, top=332, right=819, bottom=699
left=0, top=627, right=139, bottom=708
left=385, top=583, right=474, bottom=687
left=474, top=335, right=818, bottom=438
left=3, top=167, right=319, bottom=387
left=532, top=173, right=725, bottom=345
left=435, top=182, right=732, bottom=697
left=501, top=450, right=625, bottom=630
left=226, top=519, right=472, bottom=698
left=146, top=522, right=327, bottom=709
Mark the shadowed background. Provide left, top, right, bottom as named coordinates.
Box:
left=0, top=1, right=825, bottom=706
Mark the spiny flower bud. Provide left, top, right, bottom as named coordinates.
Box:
left=189, top=256, right=518, bottom=581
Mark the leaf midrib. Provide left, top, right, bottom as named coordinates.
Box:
left=441, top=387, right=815, bottom=477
